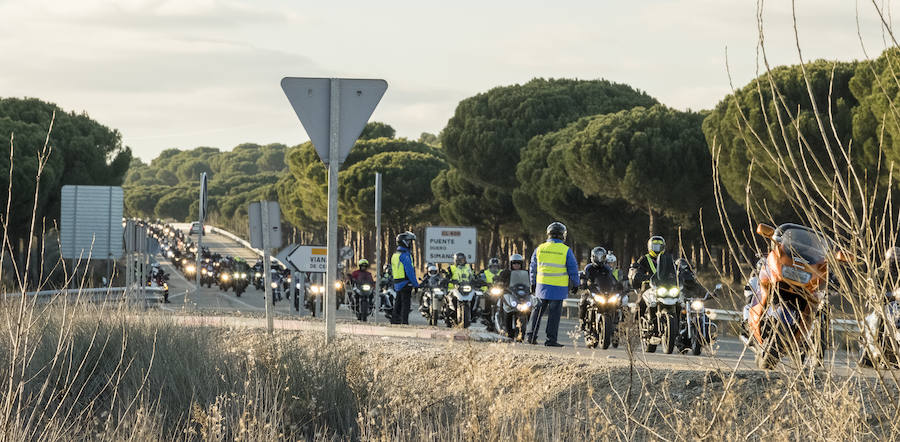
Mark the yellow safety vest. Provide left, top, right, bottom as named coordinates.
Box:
left=645, top=254, right=657, bottom=274
left=536, top=242, right=570, bottom=287
left=391, top=252, right=405, bottom=280
left=449, top=265, right=473, bottom=289
left=483, top=269, right=497, bottom=284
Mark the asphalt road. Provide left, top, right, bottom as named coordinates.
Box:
left=156, top=225, right=865, bottom=375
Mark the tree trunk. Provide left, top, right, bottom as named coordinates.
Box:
left=647, top=203, right=655, bottom=236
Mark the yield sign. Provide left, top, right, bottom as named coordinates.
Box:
left=280, top=77, right=388, bottom=164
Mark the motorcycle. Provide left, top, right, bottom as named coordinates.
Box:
left=252, top=269, right=264, bottom=290
left=742, top=223, right=844, bottom=369
left=493, top=283, right=533, bottom=340
left=677, top=285, right=721, bottom=355
left=200, top=265, right=215, bottom=288
left=232, top=271, right=249, bottom=297
left=481, top=283, right=502, bottom=331
left=445, top=278, right=478, bottom=328
left=349, top=280, right=375, bottom=321
left=639, top=275, right=683, bottom=354
left=218, top=271, right=233, bottom=292
left=584, top=287, right=625, bottom=350
left=420, top=279, right=448, bottom=326
left=859, top=291, right=900, bottom=367
left=379, top=279, right=396, bottom=322
left=306, top=283, right=322, bottom=316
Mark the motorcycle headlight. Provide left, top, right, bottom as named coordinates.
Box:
left=433, top=288, right=444, bottom=295
left=462, top=285, right=472, bottom=293
left=221, top=274, right=229, bottom=280
left=517, top=303, right=531, bottom=312
left=255, top=272, right=261, bottom=278
left=241, top=273, right=247, bottom=279
left=362, top=284, right=372, bottom=291
left=610, top=294, right=621, bottom=304
left=286, top=277, right=292, bottom=283
left=593, top=293, right=605, bottom=304
left=270, top=282, right=278, bottom=289
left=490, top=287, right=502, bottom=296
left=656, top=287, right=667, bottom=296
left=668, top=287, right=680, bottom=297
left=201, top=269, right=207, bottom=275
left=781, top=265, right=812, bottom=284
left=166, top=251, right=174, bottom=258
left=691, top=300, right=704, bottom=311
left=296, top=283, right=302, bottom=289
left=186, top=265, right=196, bottom=274
left=335, top=281, right=343, bottom=289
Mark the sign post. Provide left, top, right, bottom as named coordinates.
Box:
left=196, top=172, right=208, bottom=298
left=250, top=201, right=281, bottom=333
left=281, top=77, right=387, bottom=341
left=374, top=172, right=382, bottom=324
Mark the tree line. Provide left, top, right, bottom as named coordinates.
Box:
left=4, top=48, right=900, bottom=280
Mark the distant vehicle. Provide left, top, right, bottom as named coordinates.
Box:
left=189, top=222, right=204, bottom=236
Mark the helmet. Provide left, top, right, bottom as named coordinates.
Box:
left=454, top=252, right=467, bottom=266
left=676, top=258, right=691, bottom=273
left=590, top=247, right=607, bottom=266
left=648, top=236, right=666, bottom=256
left=606, top=253, right=617, bottom=266
left=509, top=254, right=525, bottom=269
left=427, top=264, right=438, bottom=276
left=358, top=258, right=369, bottom=269
left=546, top=222, right=567, bottom=240
left=396, top=231, right=416, bottom=249
left=488, top=257, right=500, bottom=271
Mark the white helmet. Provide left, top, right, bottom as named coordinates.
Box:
left=606, top=253, right=617, bottom=266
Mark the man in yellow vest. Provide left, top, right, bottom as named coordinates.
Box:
left=526, top=222, right=579, bottom=346
left=391, top=231, right=419, bottom=324
left=448, top=252, right=474, bottom=289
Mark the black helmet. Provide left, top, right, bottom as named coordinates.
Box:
left=454, top=252, right=467, bottom=266
left=509, top=253, right=525, bottom=269
left=488, top=257, right=500, bottom=271
left=648, top=236, right=665, bottom=256
left=547, top=222, right=567, bottom=240
left=396, top=231, right=416, bottom=249
left=590, top=247, right=607, bottom=266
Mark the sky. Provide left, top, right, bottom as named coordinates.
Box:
left=0, top=0, right=893, bottom=161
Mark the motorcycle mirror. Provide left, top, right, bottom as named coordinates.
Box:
left=713, top=283, right=724, bottom=296
left=756, top=223, right=776, bottom=239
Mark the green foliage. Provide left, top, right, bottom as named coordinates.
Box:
left=850, top=48, right=900, bottom=177
left=281, top=137, right=447, bottom=232
left=154, top=191, right=192, bottom=221
left=0, top=97, right=131, bottom=248
left=702, top=60, right=859, bottom=215
left=564, top=105, right=710, bottom=228
left=442, top=78, right=657, bottom=191
left=340, top=151, right=446, bottom=230
left=359, top=122, right=396, bottom=140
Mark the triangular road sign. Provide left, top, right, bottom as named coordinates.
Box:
left=281, top=77, right=388, bottom=165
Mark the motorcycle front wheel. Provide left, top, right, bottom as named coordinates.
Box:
left=661, top=311, right=679, bottom=354
left=460, top=302, right=472, bottom=328
left=600, top=312, right=615, bottom=350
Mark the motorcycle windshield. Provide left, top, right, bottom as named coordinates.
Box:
left=777, top=224, right=830, bottom=264
left=652, top=254, right=678, bottom=286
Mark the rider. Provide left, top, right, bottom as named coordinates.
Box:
left=629, top=236, right=677, bottom=322
left=480, top=257, right=501, bottom=285
left=350, top=259, right=375, bottom=284
left=675, top=257, right=703, bottom=298
left=448, top=252, right=475, bottom=289
left=578, top=247, right=621, bottom=330
left=496, top=254, right=529, bottom=288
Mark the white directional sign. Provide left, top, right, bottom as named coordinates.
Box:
left=425, top=226, right=477, bottom=264
left=287, top=245, right=328, bottom=273
left=60, top=185, right=124, bottom=259
left=280, top=77, right=388, bottom=164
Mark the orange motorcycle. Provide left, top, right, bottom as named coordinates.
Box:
left=742, top=223, right=845, bottom=369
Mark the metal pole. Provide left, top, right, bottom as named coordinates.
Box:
left=292, top=269, right=300, bottom=315
left=374, top=172, right=382, bottom=325
left=196, top=224, right=202, bottom=298
left=325, top=78, right=340, bottom=341
left=262, top=201, right=274, bottom=333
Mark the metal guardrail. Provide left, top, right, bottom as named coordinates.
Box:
left=560, top=298, right=861, bottom=333
left=8, top=286, right=166, bottom=304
